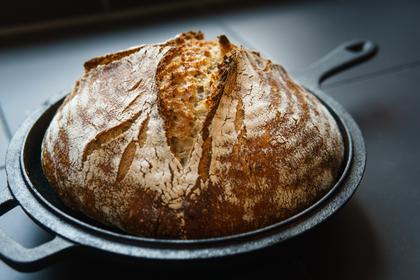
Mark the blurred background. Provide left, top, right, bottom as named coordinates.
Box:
left=1, top=0, right=420, bottom=279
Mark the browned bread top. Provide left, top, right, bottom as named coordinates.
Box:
left=41, top=31, right=344, bottom=239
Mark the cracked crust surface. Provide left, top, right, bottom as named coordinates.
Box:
left=41, top=31, right=344, bottom=239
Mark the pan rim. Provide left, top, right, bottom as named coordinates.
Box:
left=6, top=87, right=365, bottom=258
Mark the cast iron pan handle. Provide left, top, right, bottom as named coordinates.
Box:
left=0, top=182, right=74, bottom=271
left=296, top=40, right=378, bottom=90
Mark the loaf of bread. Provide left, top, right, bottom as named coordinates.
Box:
left=42, top=31, right=344, bottom=239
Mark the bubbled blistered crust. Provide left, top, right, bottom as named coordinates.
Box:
left=156, top=35, right=226, bottom=165
left=41, top=31, right=344, bottom=239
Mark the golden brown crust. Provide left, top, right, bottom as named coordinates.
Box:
left=42, top=32, right=344, bottom=239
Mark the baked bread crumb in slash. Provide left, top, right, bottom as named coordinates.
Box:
left=157, top=34, right=232, bottom=166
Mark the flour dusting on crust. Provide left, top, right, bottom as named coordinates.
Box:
left=42, top=32, right=344, bottom=239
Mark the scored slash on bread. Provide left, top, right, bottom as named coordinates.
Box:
left=41, top=31, right=344, bottom=239
left=156, top=32, right=233, bottom=166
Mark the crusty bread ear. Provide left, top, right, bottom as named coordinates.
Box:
left=83, top=46, right=144, bottom=72
left=42, top=32, right=344, bottom=239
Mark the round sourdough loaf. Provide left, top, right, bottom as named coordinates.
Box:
left=41, top=31, right=344, bottom=239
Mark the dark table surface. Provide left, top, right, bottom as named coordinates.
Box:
left=1, top=0, right=420, bottom=279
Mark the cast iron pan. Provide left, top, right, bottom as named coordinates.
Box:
left=0, top=40, right=377, bottom=271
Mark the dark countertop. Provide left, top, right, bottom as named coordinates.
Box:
left=1, top=0, right=419, bottom=278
